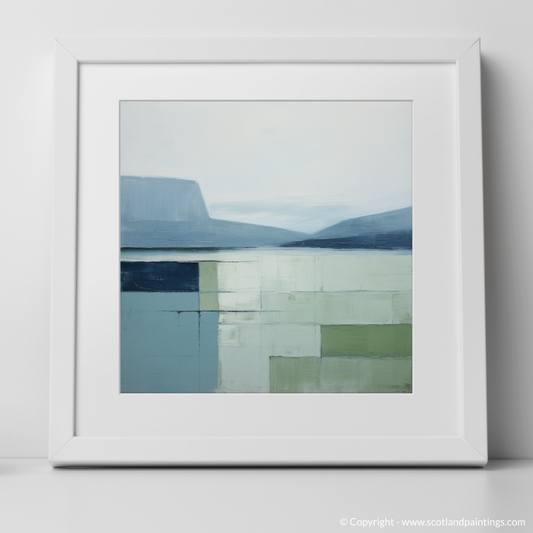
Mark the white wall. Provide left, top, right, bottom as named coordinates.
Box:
left=1, top=0, right=531, bottom=459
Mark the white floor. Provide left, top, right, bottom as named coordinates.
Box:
left=0, top=460, right=531, bottom=532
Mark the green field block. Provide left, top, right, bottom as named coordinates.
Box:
left=269, top=356, right=412, bottom=393
left=199, top=262, right=219, bottom=310
left=200, top=292, right=219, bottom=311
left=199, top=262, right=218, bottom=292
left=321, top=324, right=412, bottom=357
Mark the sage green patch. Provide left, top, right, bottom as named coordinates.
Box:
left=269, top=356, right=412, bottom=393
left=269, top=357, right=321, bottom=393
left=321, top=324, right=412, bottom=357
left=199, top=262, right=219, bottom=310
left=200, top=292, right=219, bottom=311
left=391, top=291, right=412, bottom=324
left=199, top=262, right=218, bottom=292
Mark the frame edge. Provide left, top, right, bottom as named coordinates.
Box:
left=49, top=40, right=79, bottom=461
left=456, top=39, right=488, bottom=461
left=50, top=436, right=487, bottom=467
left=55, top=37, right=479, bottom=63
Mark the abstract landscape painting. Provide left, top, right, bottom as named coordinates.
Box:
left=120, top=101, right=412, bottom=393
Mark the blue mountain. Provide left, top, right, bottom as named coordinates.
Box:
left=121, top=176, right=306, bottom=248
left=312, top=207, right=412, bottom=238
left=281, top=207, right=412, bottom=250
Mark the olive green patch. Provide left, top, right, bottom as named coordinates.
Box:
left=321, top=324, right=412, bottom=357
left=269, top=356, right=412, bottom=393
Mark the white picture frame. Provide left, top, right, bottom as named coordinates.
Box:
left=50, top=38, right=486, bottom=466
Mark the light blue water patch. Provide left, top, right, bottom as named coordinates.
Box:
left=199, top=312, right=219, bottom=393
left=121, top=291, right=199, bottom=312
left=122, top=356, right=181, bottom=393
left=121, top=247, right=412, bottom=264
left=121, top=309, right=186, bottom=392
left=174, top=312, right=200, bottom=393
left=121, top=301, right=218, bottom=393
left=122, top=308, right=182, bottom=359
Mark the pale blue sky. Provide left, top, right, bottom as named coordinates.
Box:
left=120, top=101, right=411, bottom=233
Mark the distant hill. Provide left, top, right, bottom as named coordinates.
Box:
left=121, top=176, right=306, bottom=248
left=312, top=207, right=412, bottom=238
left=281, top=231, right=411, bottom=250
left=281, top=207, right=412, bottom=250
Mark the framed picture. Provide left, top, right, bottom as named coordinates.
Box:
left=50, top=38, right=487, bottom=466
